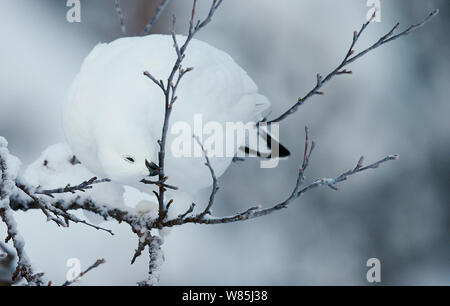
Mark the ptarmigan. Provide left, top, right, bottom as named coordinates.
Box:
left=63, top=35, right=289, bottom=198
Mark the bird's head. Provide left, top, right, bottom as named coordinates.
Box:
left=98, top=136, right=158, bottom=184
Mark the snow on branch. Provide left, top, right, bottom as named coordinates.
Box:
left=15, top=182, right=114, bottom=235
left=137, top=235, right=163, bottom=286
left=0, top=138, right=44, bottom=285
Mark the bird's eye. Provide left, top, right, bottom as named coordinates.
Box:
left=124, top=156, right=135, bottom=163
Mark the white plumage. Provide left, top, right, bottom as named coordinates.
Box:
left=23, top=143, right=126, bottom=210
left=63, top=34, right=279, bottom=196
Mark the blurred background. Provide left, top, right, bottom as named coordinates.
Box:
left=1, top=0, right=449, bottom=285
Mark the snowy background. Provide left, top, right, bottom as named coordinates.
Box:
left=1, top=0, right=449, bottom=285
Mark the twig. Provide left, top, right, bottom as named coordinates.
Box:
left=140, top=178, right=178, bottom=191
left=140, top=0, right=171, bottom=36
left=114, top=0, right=126, bottom=34
left=193, top=135, right=219, bottom=217
left=10, top=194, right=143, bottom=230
left=264, top=9, right=440, bottom=125
left=176, top=203, right=196, bottom=222
left=143, top=0, right=223, bottom=222
left=35, top=177, right=111, bottom=198
left=61, top=259, right=106, bottom=286
left=17, top=183, right=114, bottom=236
left=130, top=230, right=151, bottom=265
left=163, top=128, right=398, bottom=227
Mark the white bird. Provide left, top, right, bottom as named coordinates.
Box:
left=23, top=143, right=127, bottom=222
left=24, top=143, right=169, bottom=220
left=63, top=35, right=289, bottom=201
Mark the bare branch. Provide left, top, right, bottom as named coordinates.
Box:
left=143, top=71, right=166, bottom=92
left=264, top=9, right=439, bottom=125
left=140, top=177, right=178, bottom=191
left=142, top=0, right=223, bottom=222
left=295, top=155, right=399, bottom=195
left=114, top=0, right=126, bottom=34
left=162, top=129, right=398, bottom=227
left=176, top=203, right=196, bottom=222
left=140, top=0, right=171, bottom=36
left=193, top=135, right=219, bottom=217
left=34, top=177, right=111, bottom=198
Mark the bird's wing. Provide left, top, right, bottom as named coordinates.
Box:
left=174, top=36, right=270, bottom=123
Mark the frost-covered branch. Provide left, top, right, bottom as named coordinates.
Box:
left=1, top=139, right=113, bottom=284
left=0, top=138, right=44, bottom=285
left=10, top=193, right=145, bottom=230
left=264, top=9, right=440, bottom=125
left=16, top=183, right=114, bottom=235
left=137, top=234, right=163, bottom=286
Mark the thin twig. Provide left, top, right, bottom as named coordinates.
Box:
left=142, top=0, right=223, bottom=222
left=35, top=177, right=111, bottom=198
left=17, top=183, right=114, bottom=236
left=61, top=259, right=106, bottom=286
left=114, top=0, right=126, bottom=34
left=130, top=230, right=151, bottom=265
left=264, top=10, right=439, bottom=125
left=193, top=135, right=219, bottom=217
left=140, top=178, right=178, bottom=191
left=140, top=0, right=171, bottom=36
left=163, top=129, right=398, bottom=227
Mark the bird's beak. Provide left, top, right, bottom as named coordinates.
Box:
left=145, top=159, right=160, bottom=177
